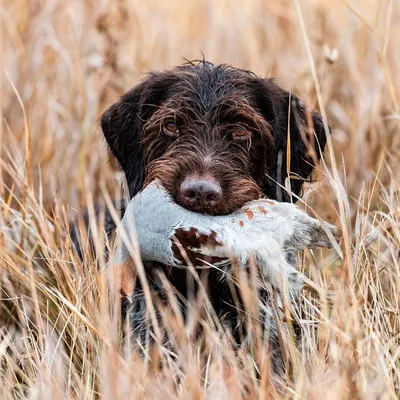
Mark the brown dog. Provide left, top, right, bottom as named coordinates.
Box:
left=101, top=61, right=327, bottom=213
left=87, top=60, right=330, bottom=373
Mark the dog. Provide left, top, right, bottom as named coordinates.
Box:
left=102, top=61, right=326, bottom=209
left=78, top=60, right=329, bottom=373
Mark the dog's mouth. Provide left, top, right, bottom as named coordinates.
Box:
left=173, top=176, right=262, bottom=216
left=174, top=196, right=229, bottom=216
left=144, top=159, right=262, bottom=215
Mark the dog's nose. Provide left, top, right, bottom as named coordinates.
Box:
left=180, top=177, right=222, bottom=212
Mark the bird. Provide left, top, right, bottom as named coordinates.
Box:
left=110, top=180, right=341, bottom=299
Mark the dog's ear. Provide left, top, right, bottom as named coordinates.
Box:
left=101, top=74, right=175, bottom=197
left=254, top=79, right=327, bottom=202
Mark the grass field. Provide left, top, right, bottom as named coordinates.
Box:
left=1, top=0, right=400, bottom=398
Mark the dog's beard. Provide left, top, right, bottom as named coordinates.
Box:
left=144, top=159, right=262, bottom=215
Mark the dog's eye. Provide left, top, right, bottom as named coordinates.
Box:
left=231, top=127, right=251, bottom=140
left=163, top=121, right=179, bottom=136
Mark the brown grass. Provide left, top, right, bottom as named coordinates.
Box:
left=1, top=0, right=400, bottom=398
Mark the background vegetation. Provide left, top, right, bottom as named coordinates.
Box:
left=1, top=0, right=399, bottom=398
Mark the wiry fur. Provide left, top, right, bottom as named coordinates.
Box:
left=98, top=61, right=329, bottom=374
left=101, top=61, right=327, bottom=205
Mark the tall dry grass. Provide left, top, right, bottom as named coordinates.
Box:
left=1, top=0, right=399, bottom=398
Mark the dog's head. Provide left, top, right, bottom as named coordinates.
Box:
left=101, top=61, right=327, bottom=215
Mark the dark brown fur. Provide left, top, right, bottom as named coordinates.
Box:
left=94, top=61, right=329, bottom=373
left=101, top=61, right=327, bottom=211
